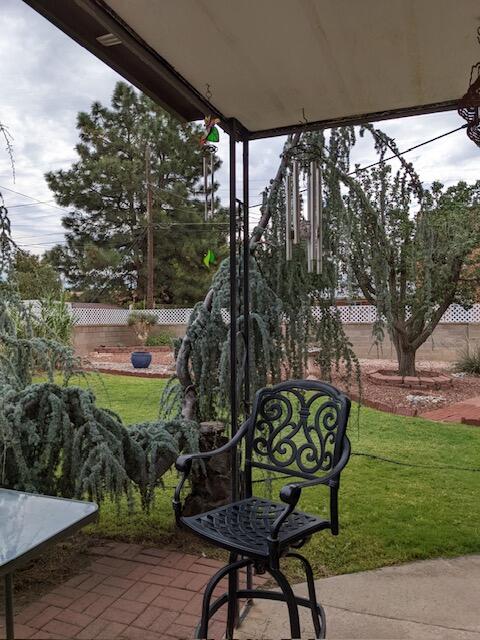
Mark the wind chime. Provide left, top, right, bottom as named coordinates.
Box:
left=200, top=115, right=220, bottom=220
left=285, top=159, right=323, bottom=274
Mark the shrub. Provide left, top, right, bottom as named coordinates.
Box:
left=454, top=346, right=480, bottom=376
left=127, top=311, right=157, bottom=345
left=36, top=294, right=74, bottom=345
left=11, top=294, right=74, bottom=346
left=145, top=332, right=173, bottom=347
left=0, top=289, right=198, bottom=509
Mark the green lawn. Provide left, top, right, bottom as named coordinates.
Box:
left=74, top=373, right=480, bottom=577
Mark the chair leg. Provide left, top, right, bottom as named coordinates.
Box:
left=197, top=558, right=249, bottom=639
left=269, top=565, right=301, bottom=639
left=287, top=552, right=326, bottom=639
left=226, top=553, right=239, bottom=640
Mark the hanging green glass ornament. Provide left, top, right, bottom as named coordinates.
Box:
left=200, top=116, right=220, bottom=146
left=206, top=125, right=219, bottom=143
left=203, top=248, right=217, bottom=268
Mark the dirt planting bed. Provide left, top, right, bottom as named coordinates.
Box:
left=81, top=347, right=175, bottom=377
left=327, top=359, right=480, bottom=416
left=88, top=347, right=175, bottom=366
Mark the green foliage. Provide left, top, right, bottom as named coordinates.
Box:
left=145, top=332, right=173, bottom=347
left=0, top=292, right=78, bottom=390
left=45, top=81, right=227, bottom=305
left=9, top=295, right=73, bottom=347
left=275, top=127, right=480, bottom=377
left=0, top=291, right=198, bottom=508
left=168, top=255, right=284, bottom=423
left=129, top=418, right=198, bottom=507
left=8, top=251, right=62, bottom=300
left=454, top=346, right=480, bottom=375
left=0, top=193, right=14, bottom=275
left=34, top=294, right=74, bottom=345
left=127, top=310, right=157, bottom=345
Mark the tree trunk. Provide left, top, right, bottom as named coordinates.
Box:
left=392, top=330, right=416, bottom=376
left=397, top=348, right=416, bottom=377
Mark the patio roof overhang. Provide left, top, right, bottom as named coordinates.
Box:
left=23, top=0, right=480, bottom=140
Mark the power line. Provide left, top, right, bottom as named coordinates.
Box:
left=0, top=184, right=69, bottom=214
left=13, top=234, right=65, bottom=243
left=247, top=122, right=468, bottom=209
left=347, top=123, right=467, bottom=176
left=7, top=200, right=55, bottom=209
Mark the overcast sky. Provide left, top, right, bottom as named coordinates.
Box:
left=1, top=0, right=479, bottom=255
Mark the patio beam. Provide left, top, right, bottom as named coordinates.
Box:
left=247, top=100, right=459, bottom=140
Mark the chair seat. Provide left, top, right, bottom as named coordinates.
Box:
left=181, top=497, right=330, bottom=558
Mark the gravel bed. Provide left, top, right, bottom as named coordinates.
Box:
left=330, top=360, right=480, bottom=412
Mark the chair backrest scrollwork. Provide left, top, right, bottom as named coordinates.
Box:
left=245, top=380, right=351, bottom=485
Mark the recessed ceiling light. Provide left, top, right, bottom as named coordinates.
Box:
left=96, top=33, right=122, bottom=47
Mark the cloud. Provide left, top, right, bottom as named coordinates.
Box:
left=0, top=0, right=122, bottom=254
left=1, top=0, right=479, bottom=254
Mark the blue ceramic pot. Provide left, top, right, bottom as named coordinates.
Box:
left=131, top=351, right=152, bottom=369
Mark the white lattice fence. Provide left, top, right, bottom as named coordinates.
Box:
left=28, top=302, right=480, bottom=326
left=329, top=304, right=480, bottom=324
left=439, top=304, right=480, bottom=323
left=327, top=305, right=379, bottom=323
left=71, top=307, right=194, bottom=326
left=330, top=304, right=480, bottom=324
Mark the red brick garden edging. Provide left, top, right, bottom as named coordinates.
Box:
left=367, top=369, right=453, bottom=390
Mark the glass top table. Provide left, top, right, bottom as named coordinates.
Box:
left=0, top=489, right=98, bottom=639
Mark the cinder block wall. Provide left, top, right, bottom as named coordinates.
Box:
left=73, top=324, right=186, bottom=356
left=74, top=322, right=480, bottom=361
left=343, top=323, right=480, bottom=362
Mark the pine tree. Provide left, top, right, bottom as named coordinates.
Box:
left=46, top=82, right=226, bottom=306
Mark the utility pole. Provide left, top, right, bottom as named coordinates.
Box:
left=145, top=144, right=154, bottom=309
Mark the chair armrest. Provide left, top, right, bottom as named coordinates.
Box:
left=270, top=436, right=351, bottom=539
left=173, top=420, right=250, bottom=521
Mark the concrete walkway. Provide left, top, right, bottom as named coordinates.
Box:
left=238, top=555, right=480, bottom=639
left=421, top=395, right=480, bottom=425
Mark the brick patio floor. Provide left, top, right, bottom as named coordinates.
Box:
left=4, top=541, right=265, bottom=639
left=421, top=394, right=480, bottom=425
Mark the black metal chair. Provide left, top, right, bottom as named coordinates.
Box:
left=174, top=379, right=351, bottom=639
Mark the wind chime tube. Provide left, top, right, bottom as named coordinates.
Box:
left=285, top=173, right=293, bottom=260
left=292, top=159, right=300, bottom=244
left=316, top=162, right=323, bottom=275
left=203, top=154, right=209, bottom=221
left=210, top=151, right=215, bottom=219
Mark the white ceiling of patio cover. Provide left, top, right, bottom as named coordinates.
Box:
left=105, top=0, right=480, bottom=131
